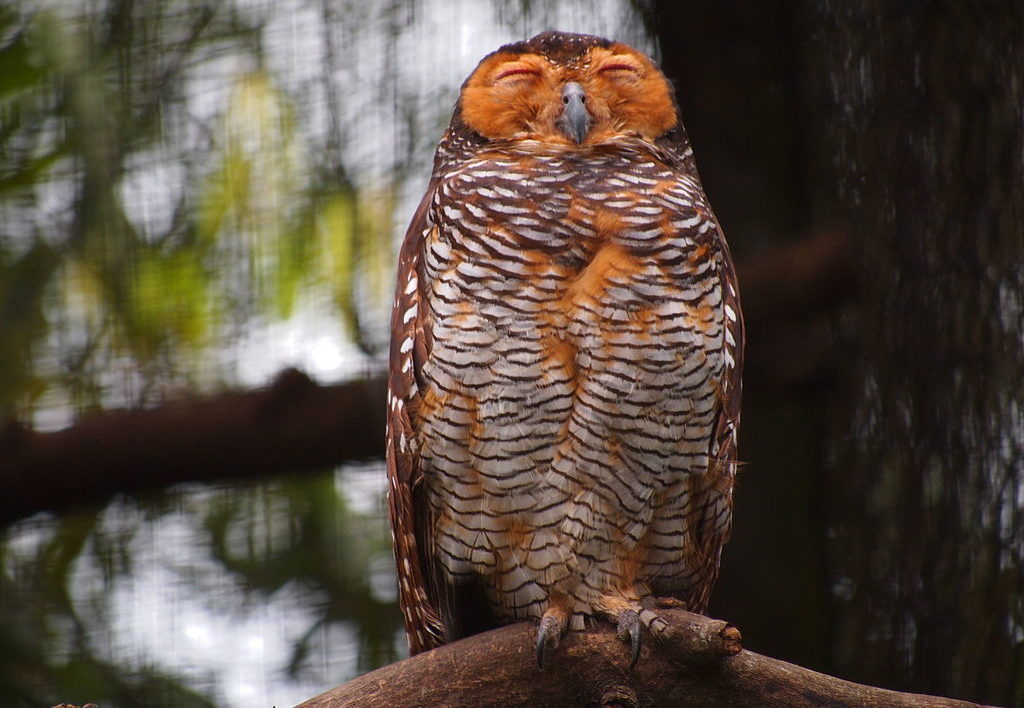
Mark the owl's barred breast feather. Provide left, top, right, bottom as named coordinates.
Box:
left=387, top=31, right=743, bottom=657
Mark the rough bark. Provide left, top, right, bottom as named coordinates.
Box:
left=294, top=610, right=998, bottom=708
left=0, top=369, right=386, bottom=525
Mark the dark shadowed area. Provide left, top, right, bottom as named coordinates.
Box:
left=0, top=1, right=1020, bottom=706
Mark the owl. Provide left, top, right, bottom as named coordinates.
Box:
left=386, top=31, right=743, bottom=667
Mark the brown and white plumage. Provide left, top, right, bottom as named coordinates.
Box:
left=386, top=31, right=743, bottom=661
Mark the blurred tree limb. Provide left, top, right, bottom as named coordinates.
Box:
left=0, top=369, right=385, bottom=525
left=294, top=608, right=997, bottom=708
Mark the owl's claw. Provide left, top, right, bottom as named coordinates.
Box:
left=534, top=626, right=550, bottom=670
left=616, top=609, right=642, bottom=670
left=535, top=611, right=566, bottom=670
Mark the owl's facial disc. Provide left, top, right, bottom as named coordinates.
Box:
left=557, top=82, right=591, bottom=144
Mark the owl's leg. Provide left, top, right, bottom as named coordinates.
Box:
left=535, top=598, right=571, bottom=669
left=615, top=608, right=642, bottom=669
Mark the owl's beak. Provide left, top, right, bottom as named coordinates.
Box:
left=557, top=82, right=591, bottom=144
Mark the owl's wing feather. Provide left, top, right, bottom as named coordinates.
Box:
left=388, top=178, right=504, bottom=652
left=386, top=182, right=446, bottom=654
left=690, top=217, right=745, bottom=611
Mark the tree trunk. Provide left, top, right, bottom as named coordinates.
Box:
left=811, top=4, right=1024, bottom=704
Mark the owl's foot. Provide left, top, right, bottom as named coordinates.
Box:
left=638, top=606, right=671, bottom=641
left=599, top=597, right=672, bottom=670
left=535, top=605, right=569, bottom=670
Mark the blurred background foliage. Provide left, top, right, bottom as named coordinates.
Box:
left=1, top=1, right=1022, bottom=707
left=0, top=0, right=401, bottom=423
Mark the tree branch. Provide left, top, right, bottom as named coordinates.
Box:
left=295, top=610, right=998, bottom=708
left=0, top=369, right=386, bottom=525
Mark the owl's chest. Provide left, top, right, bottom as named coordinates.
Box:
left=418, top=152, right=725, bottom=468
left=424, top=151, right=721, bottom=340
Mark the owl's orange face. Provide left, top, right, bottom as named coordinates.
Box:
left=459, top=44, right=678, bottom=146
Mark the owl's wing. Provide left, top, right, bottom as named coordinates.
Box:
left=692, top=218, right=745, bottom=611
left=386, top=182, right=446, bottom=654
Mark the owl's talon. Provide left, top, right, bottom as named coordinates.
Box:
left=534, top=628, right=548, bottom=670
left=535, top=613, right=565, bottom=670
left=616, top=609, right=642, bottom=670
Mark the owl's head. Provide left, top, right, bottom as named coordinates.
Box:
left=457, top=31, right=680, bottom=147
